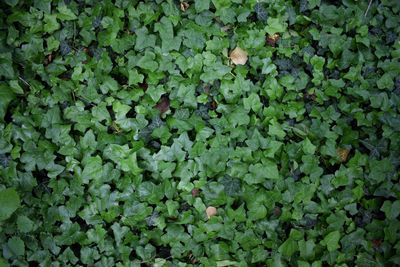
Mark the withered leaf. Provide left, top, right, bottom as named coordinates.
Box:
left=230, top=47, right=248, bottom=65
left=155, top=95, right=170, bottom=113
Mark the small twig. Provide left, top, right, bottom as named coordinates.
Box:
left=18, top=76, right=31, bottom=90
left=73, top=21, right=76, bottom=47
left=364, top=0, right=373, bottom=17
left=140, top=256, right=173, bottom=264
left=77, top=95, right=94, bottom=106
left=71, top=91, right=76, bottom=102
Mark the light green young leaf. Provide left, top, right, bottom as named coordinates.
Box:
left=322, top=230, right=341, bottom=252
left=265, top=17, right=287, bottom=35
left=128, top=69, right=144, bottom=86
left=302, top=138, right=316, bottom=154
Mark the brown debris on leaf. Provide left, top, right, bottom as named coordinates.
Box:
left=203, top=84, right=211, bottom=94
left=266, top=33, right=280, bottom=47
left=209, top=99, right=218, bottom=110
left=191, top=188, right=200, bottom=197
left=206, top=206, right=217, bottom=219
left=82, top=48, right=89, bottom=64
left=188, top=253, right=197, bottom=264
left=180, top=2, right=189, bottom=12
left=221, top=25, right=231, bottom=32
left=337, top=148, right=350, bottom=162
left=138, top=82, right=148, bottom=91
left=155, top=95, right=170, bottom=114
left=229, top=47, right=248, bottom=65
left=44, top=54, right=54, bottom=66
left=372, top=239, right=382, bottom=249
left=273, top=207, right=282, bottom=217
left=304, top=91, right=316, bottom=101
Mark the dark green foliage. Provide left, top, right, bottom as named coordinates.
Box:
left=254, top=2, right=268, bottom=21
left=0, top=0, right=400, bottom=266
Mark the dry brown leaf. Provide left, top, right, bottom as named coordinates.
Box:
left=229, top=47, right=248, bottom=65
left=155, top=95, right=170, bottom=114
left=337, top=148, right=350, bottom=162
left=206, top=206, right=217, bottom=219
left=180, top=2, right=189, bottom=12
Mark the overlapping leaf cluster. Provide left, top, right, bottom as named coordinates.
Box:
left=0, top=0, right=399, bottom=266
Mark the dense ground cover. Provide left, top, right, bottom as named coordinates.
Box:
left=0, top=0, right=400, bottom=266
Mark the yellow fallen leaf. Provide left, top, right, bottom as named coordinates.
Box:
left=206, top=206, right=217, bottom=219
left=229, top=47, right=248, bottom=65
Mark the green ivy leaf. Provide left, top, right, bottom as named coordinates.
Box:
left=7, top=236, right=25, bottom=257
left=17, top=215, right=35, bottom=233
left=0, top=53, right=15, bottom=79
left=0, top=188, right=20, bottom=221
left=381, top=200, right=400, bottom=220
left=322, top=231, right=341, bottom=252
left=279, top=238, right=298, bottom=257
left=57, top=5, right=77, bottom=20
left=137, top=51, right=159, bottom=72
left=302, top=138, right=316, bottom=155
left=245, top=161, right=279, bottom=184
left=243, top=93, right=262, bottom=112
left=128, top=69, right=144, bottom=86
left=81, top=156, right=103, bottom=184
left=154, top=17, right=181, bottom=52
left=265, top=17, right=287, bottom=35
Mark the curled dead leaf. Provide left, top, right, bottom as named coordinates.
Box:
left=206, top=206, right=217, bottom=219
left=180, top=2, right=189, bottom=12
left=229, top=47, right=248, bottom=65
